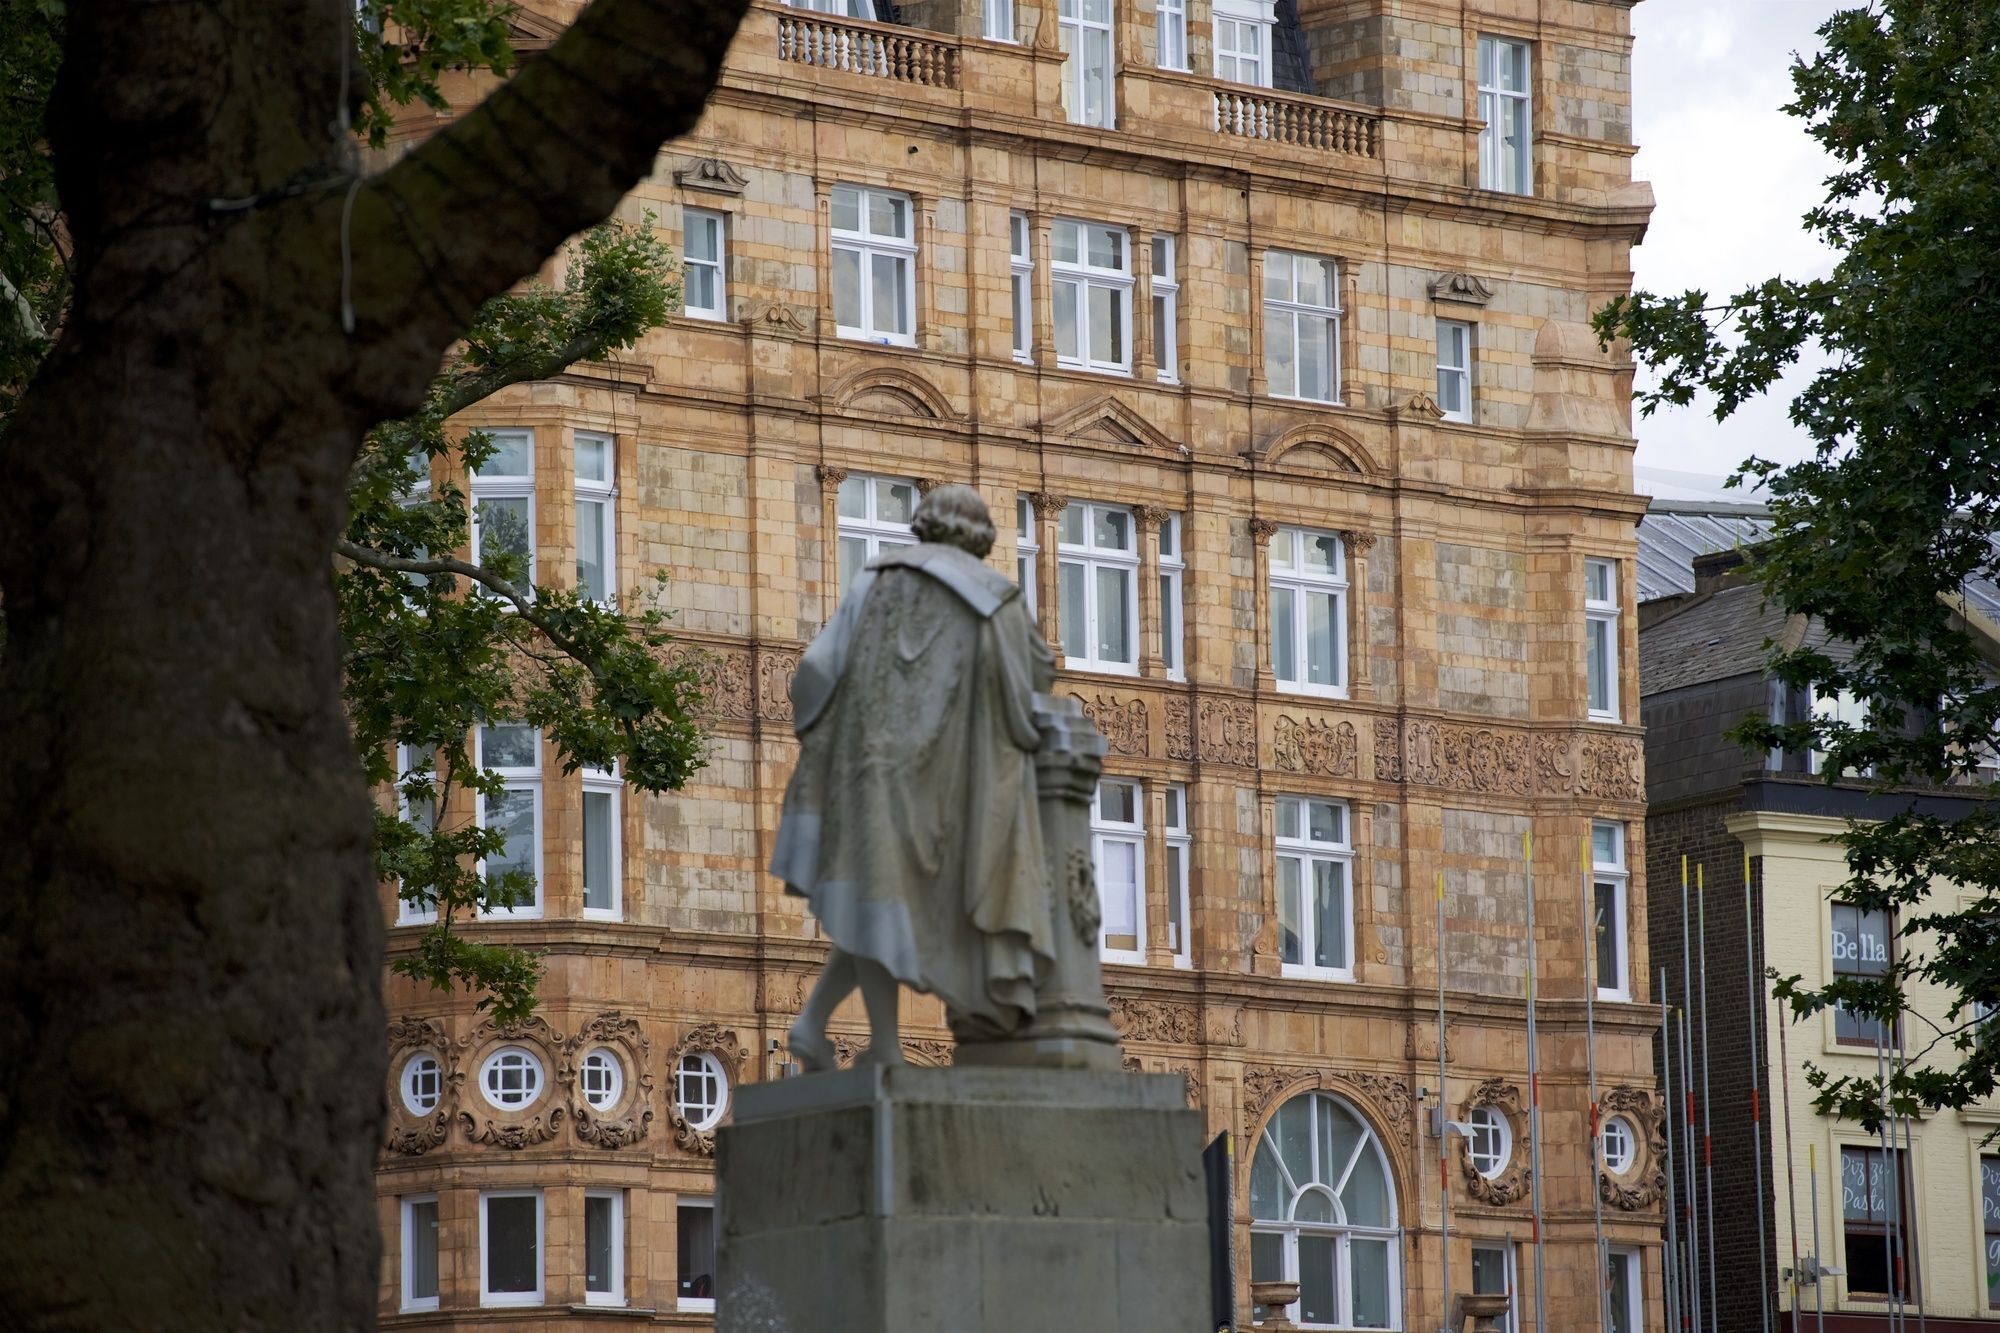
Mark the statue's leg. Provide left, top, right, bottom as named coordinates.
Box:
left=787, top=948, right=855, bottom=1073
left=853, top=957, right=906, bottom=1067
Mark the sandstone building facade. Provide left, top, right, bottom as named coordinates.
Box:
left=375, top=0, right=1662, bottom=1327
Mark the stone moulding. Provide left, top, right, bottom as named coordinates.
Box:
left=1071, top=692, right=1148, bottom=757
left=457, top=1015, right=566, bottom=1150
left=567, top=1011, right=656, bottom=1150
left=1598, top=1085, right=1669, bottom=1211
left=1108, top=995, right=1200, bottom=1045
left=672, top=156, right=750, bottom=195
left=668, top=1022, right=751, bottom=1158
left=1242, top=1065, right=1414, bottom=1151
left=1428, top=271, right=1496, bottom=306
left=385, top=1016, right=458, bottom=1157
left=1272, top=714, right=1358, bottom=777
left=1458, top=1078, right=1530, bottom=1205
left=1377, top=718, right=1644, bottom=801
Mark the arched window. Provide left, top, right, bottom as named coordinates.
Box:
left=1250, top=1090, right=1400, bottom=1329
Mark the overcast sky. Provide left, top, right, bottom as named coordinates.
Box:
left=1626, top=0, right=1846, bottom=483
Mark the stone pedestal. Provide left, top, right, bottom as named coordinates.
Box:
left=716, top=1065, right=1210, bottom=1332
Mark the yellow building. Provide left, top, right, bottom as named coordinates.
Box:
left=377, top=1, right=1663, bottom=1328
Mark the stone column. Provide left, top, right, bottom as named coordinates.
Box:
left=1250, top=515, right=1278, bottom=691
left=1030, top=212, right=1056, bottom=370
left=1135, top=503, right=1168, bottom=678
left=1247, top=249, right=1269, bottom=397
left=1133, top=227, right=1157, bottom=381
left=817, top=464, right=848, bottom=622
left=1342, top=527, right=1376, bottom=701
left=1030, top=490, right=1067, bottom=651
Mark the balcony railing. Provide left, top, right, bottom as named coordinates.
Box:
left=776, top=12, right=960, bottom=89
left=1213, top=88, right=1379, bottom=159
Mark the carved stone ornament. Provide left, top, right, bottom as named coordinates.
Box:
left=565, top=1011, right=656, bottom=1150
left=1248, top=517, right=1281, bottom=543
left=1066, top=847, right=1101, bottom=946
left=1373, top=718, right=1403, bottom=781
left=1165, top=696, right=1194, bottom=761
left=1340, top=528, right=1379, bottom=556
left=385, top=1016, right=459, bottom=1156
left=1401, top=719, right=1532, bottom=796
left=1132, top=504, right=1170, bottom=532
left=1533, top=732, right=1644, bottom=802
left=667, top=1022, right=750, bottom=1158
left=665, top=642, right=754, bottom=722
left=1197, top=699, right=1257, bottom=767
left=1072, top=692, right=1148, bottom=757
left=457, top=1016, right=566, bottom=1150
left=742, top=300, right=809, bottom=335
left=1399, top=392, right=1448, bottom=421
left=913, top=477, right=945, bottom=496
left=1122, top=1054, right=1203, bottom=1109
left=1243, top=1065, right=1414, bottom=1151
left=1272, top=715, right=1359, bottom=777
left=1598, top=1085, right=1670, bottom=1212
left=816, top=463, right=850, bottom=493
left=1428, top=272, right=1496, bottom=306
left=1459, top=1078, right=1530, bottom=1205
left=673, top=156, right=750, bottom=195
left=833, top=1035, right=956, bottom=1068
left=1108, top=994, right=1200, bottom=1045
left=757, top=650, right=800, bottom=723
left=1028, top=491, right=1069, bottom=519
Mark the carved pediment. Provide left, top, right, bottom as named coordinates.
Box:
left=673, top=156, right=750, bottom=195
left=1428, top=271, right=1496, bottom=306
left=1042, top=394, right=1181, bottom=455
left=1258, top=422, right=1380, bottom=476
left=506, top=7, right=566, bottom=51
left=823, top=367, right=959, bottom=422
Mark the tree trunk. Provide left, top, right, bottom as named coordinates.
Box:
left=0, top=1, right=746, bottom=1326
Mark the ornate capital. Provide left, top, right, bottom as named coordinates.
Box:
left=816, top=464, right=849, bottom=494
left=1132, top=504, right=1170, bottom=533
left=1341, top=528, right=1379, bottom=555
left=673, top=156, right=749, bottom=195
left=1028, top=491, right=1069, bottom=519
left=1248, top=517, right=1281, bottom=542
left=1427, top=271, right=1495, bottom=306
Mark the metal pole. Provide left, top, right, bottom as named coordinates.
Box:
left=1524, top=831, right=1547, bottom=1333
left=1679, top=1006, right=1701, bottom=1333
left=1809, top=1143, right=1826, bottom=1333
left=1877, top=1032, right=1904, bottom=1331
left=1585, top=839, right=1608, bottom=1331
left=1438, top=871, right=1451, bottom=1333
left=1744, top=852, right=1773, bottom=1333
left=1898, top=1023, right=1926, bottom=1333
left=1777, top=963, right=1803, bottom=1331
left=1661, top=968, right=1683, bottom=1333
left=1697, top=863, right=1719, bottom=1328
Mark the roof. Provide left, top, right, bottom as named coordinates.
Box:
left=1639, top=582, right=1793, bottom=694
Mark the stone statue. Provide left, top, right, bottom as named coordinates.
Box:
left=771, top=485, right=1059, bottom=1071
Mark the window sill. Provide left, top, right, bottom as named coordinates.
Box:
left=678, top=1298, right=717, bottom=1314
left=1101, top=949, right=1148, bottom=967
left=1440, top=410, right=1473, bottom=425
left=478, top=907, right=546, bottom=921
left=400, top=1301, right=441, bottom=1314
left=835, top=330, right=918, bottom=349
left=1595, top=988, right=1631, bottom=1004
left=480, top=1295, right=545, bottom=1309
left=682, top=308, right=728, bottom=324
left=1266, top=392, right=1345, bottom=408
left=1585, top=711, right=1621, bottom=725
left=581, top=909, right=623, bottom=923
left=1279, top=965, right=1355, bottom=983
left=1054, top=359, right=1134, bottom=378
left=1275, top=682, right=1351, bottom=701
left=569, top=1305, right=658, bottom=1318
left=1062, top=660, right=1141, bottom=678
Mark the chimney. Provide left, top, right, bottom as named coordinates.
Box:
left=1692, top=547, right=1756, bottom=597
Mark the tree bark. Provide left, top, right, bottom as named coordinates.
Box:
left=0, top=1, right=746, bottom=1327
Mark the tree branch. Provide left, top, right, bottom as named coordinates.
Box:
left=438, top=328, right=605, bottom=418
left=0, top=272, right=45, bottom=341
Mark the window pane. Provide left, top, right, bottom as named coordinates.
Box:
left=1094, top=507, right=1132, bottom=550
left=486, top=787, right=536, bottom=883
left=1099, top=780, right=1138, bottom=824
left=1313, top=859, right=1346, bottom=970
left=1278, top=856, right=1303, bottom=965
left=1053, top=220, right=1080, bottom=264
left=1587, top=618, right=1611, bottom=711
left=586, top=1195, right=615, bottom=1294
left=1166, top=844, right=1186, bottom=949
left=1594, top=881, right=1620, bottom=989
left=832, top=246, right=862, bottom=328
left=1087, top=224, right=1121, bottom=270
left=1060, top=503, right=1085, bottom=546
left=1265, top=315, right=1296, bottom=396
left=1298, top=313, right=1331, bottom=401
left=686, top=214, right=717, bottom=263
left=1054, top=280, right=1080, bottom=360
left=477, top=496, right=532, bottom=571
left=1607, top=1254, right=1632, bottom=1333
left=583, top=789, right=614, bottom=913
left=871, top=252, right=909, bottom=335
left=677, top=1205, right=716, bottom=1300
left=1099, top=839, right=1139, bottom=950
left=409, top=1200, right=439, bottom=1301
left=830, top=185, right=860, bottom=233
left=577, top=498, right=608, bottom=601
left=1152, top=235, right=1170, bottom=273
left=1088, top=283, right=1119, bottom=363
left=1587, top=559, right=1613, bottom=603
left=1342, top=1143, right=1389, bottom=1226
left=837, top=475, right=866, bottom=518
left=1439, top=364, right=1466, bottom=416
left=1251, top=1228, right=1284, bottom=1280
left=1304, top=532, right=1341, bottom=575
left=1010, top=213, right=1028, bottom=257
left=482, top=724, right=537, bottom=769
left=838, top=535, right=868, bottom=592
left=1082, top=27, right=1109, bottom=125
left=486, top=1196, right=539, bottom=1294
left=484, top=432, right=531, bottom=475
left=1308, top=800, right=1341, bottom=843
left=1351, top=1237, right=1391, bottom=1328
left=1275, top=796, right=1299, bottom=841
left=1059, top=561, right=1087, bottom=657
left=1251, top=1150, right=1285, bottom=1222
left=1306, top=588, right=1338, bottom=687
left=877, top=479, right=916, bottom=524
left=1592, top=821, right=1620, bottom=865
left=1096, top=564, right=1132, bottom=662
left=1273, top=586, right=1297, bottom=682
left=576, top=436, right=610, bottom=484
left=1264, top=252, right=1290, bottom=302
left=868, top=190, right=907, bottom=239
left=1159, top=573, right=1177, bottom=667
left=1296, top=256, right=1331, bottom=307
left=1297, top=1233, right=1339, bottom=1326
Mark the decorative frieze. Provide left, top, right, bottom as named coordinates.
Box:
left=1071, top=692, right=1148, bottom=757
left=1242, top=1065, right=1415, bottom=1150
left=1197, top=699, right=1257, bottom=767
left=1271, top=715, right=1358, bottom=778
left=1108, top=994, right=1200, bottom=1045
left=1165, top=696, right=1194, bottom=760
left=385, top=1017, right=458, bottom=1157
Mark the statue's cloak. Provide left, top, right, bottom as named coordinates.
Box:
left=770, top=543, right=1056, bottom=1030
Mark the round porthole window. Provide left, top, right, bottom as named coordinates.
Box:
left=675, top=1051, right=729, bottom=1132
left=400, top=1052, right=443, bottom=1116
left=480, top=1046, right=544, bottom=1110
left=1467, top=1105, right=1512, bottom=1179
left=1601, top=1115, right=1637, bottom=1174
left=580, top=1048, right=624, bottom=1111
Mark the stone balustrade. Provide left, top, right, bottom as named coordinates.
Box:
left=776, top=11, right=960, bottom=89
left=1213, top=87, right=1380, bottom=159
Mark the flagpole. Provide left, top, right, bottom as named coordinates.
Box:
left=1525, top=830, right=1547, bottom=1333
left=1697, top=863, right=1719, bottom=1325
left=1584, top=837, right=1608, bottom=1330
left=1680, top=856, right=1703, bottom=1332
left=1743, top=851, right=1773, bottom=1333
left=1438, top=871, right=1451, bottom=1333
left=1661, top=968, right=1683, bottom=1333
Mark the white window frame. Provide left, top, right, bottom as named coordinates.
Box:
left=574, top=431, right=616, bottom=605
left=580, top=1047, right=624, bottom=1111
left=1052, top=219, right=1133, bottom=375
left=1212, top=0, right=1275, bottom=87
left=1466, top=1104, right=1512, bottom=1179
left=471, top=428, right=536, bottom=584
left=1159, top=512, right=1185, bottom=681
left=1436, top=318, right=1473, bottom=422
left=583, top=1189, right=626, bottom=1308
left=479, top=1189, right=545, bottom=1309
left=1164, top=783, right=1192, bottom=968
left=983, top=0, right=1015, bottom=42
left=1585, top=557, right=1620, bottom=722
left=681, top=207, right=727, bottom=321
left=1269, top=527, right=1350, bottom=698
left=581, top=763, right=622, bottom=921
left=1010, top=211, right=1033, bottom=362
left=400, top=1050, right=444, bottom=1116
left=1057, top=501, right=1140, bottom=675
left=1248, top=1090, right=1402, bottom=1329
left=1470, top=1241, right=1518, bottom=1333
left=830, top=184, right=917, bottom=347
left=395, top=742, right=439, bottom=925
left=476, top=722, right=543, bottom=919
left=1016, top=494, right=1039, bottom=616
left=1478, top=36, right=1534, bottom=196
left=836, top=473, right=918, bottom=593
left=1607, top=1247, right=1642, bottom=1333
left=1092, top=778, right=1148, bottom=964
left=1274, top=796, right=1355, bottom=981
left=401, top=1193, right=441, bottom=1313
left=677, top=1197, right=718, bottom=1313
left=1151, top=235, right=1179, bottom=383
left=1263, top=252, right=1342, bottom=404
left=788, top=0, right=871, bottom=15
left=480, top=1045, right=546, bottom=1110
left=1156, top=0, right=1187, bottom=70
left=1601, top=1115, right=1637, bottom=1174
left=676, top=1051, right=731, bottom=1132
left=1058, top=0, right=1115, bottom=128
left=1592, top=820, right=1630, bottom=1000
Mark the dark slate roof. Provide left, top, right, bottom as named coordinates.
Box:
left=1638, top=582, right=1790, bottom=695
left=1272, top=0, right=1313, bottom=95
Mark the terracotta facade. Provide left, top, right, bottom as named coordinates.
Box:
left=376, top=0, right=1662, bottom=1326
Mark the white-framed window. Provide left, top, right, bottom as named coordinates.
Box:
left=1058, top=0, right=1114, bottom=128
left=480, top=1046, right=546, bottom=1109
left=1592, top=821, right=1630, bottom=999
left=1477, top=36, right=1533, bottom=195
left=682, top=208, right=727, bottom=320
left=1052, top=219, right=1132, bottom=374
left=1151, top=236, right=1179, bottom=383
left=1585, top=557, right=1619, bottom=721
left=1092, top=778, right=1147, bottom=963
left=1466, top=1105, right=1512, bottom=1179
left=1249, top=1090, right=1401, bottom=1329
left=584, top=1190, right=626, bottom=1307
left=402, top=1194, right=440, bottom=1313
left=677, top=1198, right=717, bottom=1312
left=395, top=742, right=439, bottom=925
left=1010, top=212, right=1033, bottom=362
left=1471, top=1241, right=1517, bottom=1333
left=1016, top=494, right=1039, bottom=616
left=575, top=432, right=615, bottom=604
left=1164, top=783, right=1192, bottom=967
left=477, top=722, right=542, bottom=918
left=983, top=0, right=1014, bottom=41
left=582, top=764, right=622, bottom=920
left=676, top=1051, right=731, bottom=1132
left=1263, top=252, right=1342, bottom=403
left=1159, top=513, right=1185, bottom=680
left=1213, top=0, right=1274, bottom=86
left=1275, top=796, right=1353, bottom=980
left=480, top=1190, right=544, bottom=1308
left=1058, top=502, right=1139, bottom=674
left=1607, top=1248, right=1642, bottom=1333
left=1436, top=319, right=1473, bottom=422
left=788, top=0, right=871, bottom=15
left=400, top=1051, right=444, bottom=1116
left=1600, top=1115, right=1637, bottom=1174
left=830, top=184, right=916, bottom=346
left=580, top=1047, right=624, bottom=1110
left=836, top=473, right=917, bottom=592
left=1811, top=686, right=1871, bottom=776
left=471, top=428, right=535, bottom=583
left=1270, top=527, right=1349, bottom=697
left=1156, top=0, right=1187, bottom=70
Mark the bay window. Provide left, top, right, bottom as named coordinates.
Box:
left=471, top=428, right=535, bottom=582
left=575, top=432, right=615, bottom=604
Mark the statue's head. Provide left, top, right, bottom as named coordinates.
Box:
left=910, top=484, right=996, bottom=558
